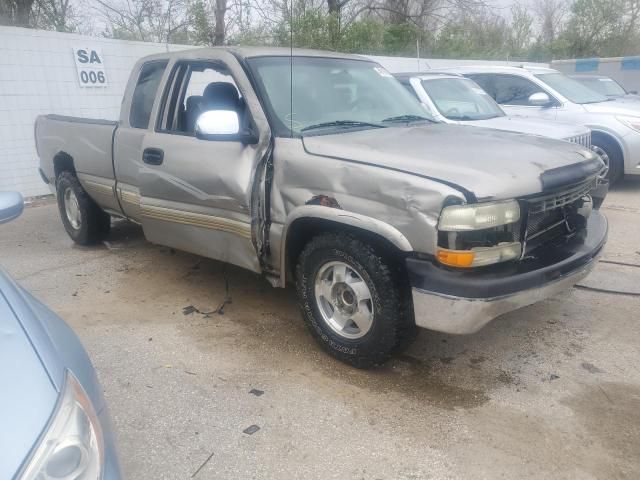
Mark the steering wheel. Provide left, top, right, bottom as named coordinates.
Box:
left=445, top=107, right=460, bottom=117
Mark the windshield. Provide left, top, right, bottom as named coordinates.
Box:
left=421, top=77, right=505, bottom=120
left=574, top=76, right=627, bottom=97
left=246, top=56, right=433, bottom=136
left=535, top=73, right=608, bottom=104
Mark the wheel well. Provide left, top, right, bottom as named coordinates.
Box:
left=284, top=217, right=407, bottom=283
left=591, top=131, right=624, bottom=162
left=53, top=152, right=75, bottom=179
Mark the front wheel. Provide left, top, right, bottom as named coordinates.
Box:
left=295, top=232, right=415, bottom=368
left=56, top=172, right=111, bottom=245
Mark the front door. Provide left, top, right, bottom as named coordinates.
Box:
left=138, top=57, right=263, bottom=273
left=469, top=73, right=559, bottom=121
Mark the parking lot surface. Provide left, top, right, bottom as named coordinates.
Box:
left=2, top=179, right=639, bottom=480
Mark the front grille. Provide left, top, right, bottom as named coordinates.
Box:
left=527, top=178, right=597, bottom=215
left=521, top=178, right=596, bottom=253
left=526, top=208, right=565, bottom=240
left=564, top=132, right=591, bottom=148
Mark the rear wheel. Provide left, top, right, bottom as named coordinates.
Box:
left=591, top=135, right=623, bottom=184
left=295, top=232, right=415, bottom=368
left=56, top=172, right=110, bottom=245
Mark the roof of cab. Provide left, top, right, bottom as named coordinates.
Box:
left=138, top=46, right=370, bottom=62
left=393, top=71, right=463, bottom=81
left=433, top=65, right=558, bottom=75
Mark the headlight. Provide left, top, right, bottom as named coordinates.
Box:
left=437, top=200, right=522, bottom=268
left=617, top=115, right=640, bottom=133
left=18, top=371, right=104, bottom=480
left=439, top=200, right=520, bottom=231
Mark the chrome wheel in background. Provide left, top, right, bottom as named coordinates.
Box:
left=591, top=145, right=610, bottom=179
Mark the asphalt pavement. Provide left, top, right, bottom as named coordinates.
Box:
left=1, top=178, right=639, bottom=479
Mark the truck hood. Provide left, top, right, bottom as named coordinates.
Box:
left=0, top=278, right=57, bottom=479
left=465, top=116, right=588, bottom=140
left=302, top=124, right=600, bottom=200
left=582, top=99, right=640, bottom=116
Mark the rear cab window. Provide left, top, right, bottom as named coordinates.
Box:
left=129, top=61, right=168, bottom=129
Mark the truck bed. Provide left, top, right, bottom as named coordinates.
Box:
left=35, top=114, right=117, bottom=184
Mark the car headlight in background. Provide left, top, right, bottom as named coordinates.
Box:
left=617, top=115, right=640, bottom=133
left=18, top=371, right=104, bottom=480
left=437, top=200, right=522, bottom=268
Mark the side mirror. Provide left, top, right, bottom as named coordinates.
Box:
left=195, top=110, right=258, bottom=144
left=0, top=191, right=24, bottom=225
left=528, top=92, right=552, bottom=107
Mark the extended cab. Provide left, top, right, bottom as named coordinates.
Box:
left=35, top=48, right=608, bottom=367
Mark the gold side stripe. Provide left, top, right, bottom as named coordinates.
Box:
left=119, top=190, right=140, bottom=206
left=84, top=180, right=114, bottom=197
left=140, top=205, right=252, bottom=239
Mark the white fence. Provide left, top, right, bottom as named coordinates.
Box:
left=0, top=26, right=190, bottom=197
left=552, top=56, right=640, bottom=94
left=0, top=26, right=547, bottom=197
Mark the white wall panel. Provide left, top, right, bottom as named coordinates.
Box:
left=0, top=26, right=190, bottom=197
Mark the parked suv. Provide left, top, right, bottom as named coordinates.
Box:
left=440, top=65, right=640, bottom=182
left=569, top=74, right=640, bottom=102
left=395, top=72, right=592, bottom=148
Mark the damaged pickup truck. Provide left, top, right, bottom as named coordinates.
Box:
left=35, top=48, right=608, bottom=367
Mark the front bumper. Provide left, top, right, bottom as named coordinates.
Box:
left=408, top=211, right=608, bottom=334
left=621, top=129, right=640, bottom=175
left=99, top=407, right=123, bottom=479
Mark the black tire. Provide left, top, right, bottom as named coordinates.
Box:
left=592, top=134, right=624, bottom=184
left=295, top=232, right=416, bottom=368
left=56, top=171, right=111, bottom=245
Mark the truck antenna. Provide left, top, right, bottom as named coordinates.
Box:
left=290, top=0, right=294, bottom=138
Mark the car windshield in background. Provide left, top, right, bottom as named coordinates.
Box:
left=247, top=56, right=433, bottom=135
left=535, top=73, right=609, bottom=104
left=575, top=77, right=627, bottom=98
left=421, top=77, right=505, bottom=120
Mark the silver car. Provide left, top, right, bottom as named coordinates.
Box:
left=569, top=74, right=640, bottom=102
left=395, top=72, right=591, bottom=148
left=440, top=65, right=640, bottom=182
left=0, top=192, right=122, bottom=480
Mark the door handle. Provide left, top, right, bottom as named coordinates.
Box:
left=142, top=148, right=164, bottom=165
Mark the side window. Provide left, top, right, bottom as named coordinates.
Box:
left=158, top=62, right=244, bottom=135
left=467, top=74, right=495, bottom=99
left=401, top=82, right=420, bottom=101
left=490, top=75, right=547, bottom=106
left=129, top=61, right=168, bottom=129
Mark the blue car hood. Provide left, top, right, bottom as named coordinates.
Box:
left=0, top=269, right=105, bottom=479
left=0, top=282, right=57, bottom=478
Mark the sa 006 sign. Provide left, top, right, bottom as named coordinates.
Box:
left=73, top=47, right=108, bottom=87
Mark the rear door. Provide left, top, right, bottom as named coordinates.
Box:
left=137, top=56, right=265, bottom=273
left=113, top=60, right=169, bottom=222
left=469, top=73, right=560, bottom=120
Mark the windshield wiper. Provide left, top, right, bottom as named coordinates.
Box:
left=300, top=120, right=385, bottom=132
left=381, top=114, right=434, bottom=124
left=447, top=115, right=474, bottom=121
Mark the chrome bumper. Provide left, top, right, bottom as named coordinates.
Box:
left=409, top=211, right=607, bottom=335
left=412, top=256, right=597, bottom=334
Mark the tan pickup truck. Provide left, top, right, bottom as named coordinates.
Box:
left=35, top=47, right=608, bottom=367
